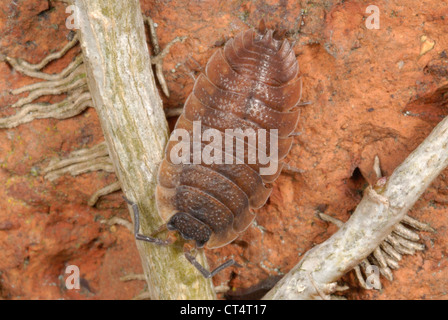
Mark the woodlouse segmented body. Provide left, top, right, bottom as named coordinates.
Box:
left=156, top=21, right=303, bottom=250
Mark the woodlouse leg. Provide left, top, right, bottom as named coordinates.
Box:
left=184, top=250, right=241, bottom=279
left=122, top=196, right=173, bottom=246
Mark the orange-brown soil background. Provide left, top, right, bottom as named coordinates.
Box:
left=1, top=0, right=447, bottom=300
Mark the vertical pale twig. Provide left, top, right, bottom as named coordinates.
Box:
left=74, top=0, right=215, bottom=299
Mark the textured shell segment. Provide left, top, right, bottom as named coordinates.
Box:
left=156, top=23, right=302, bottom=249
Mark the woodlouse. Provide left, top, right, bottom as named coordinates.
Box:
left=126, top=20, right=304, bottom=278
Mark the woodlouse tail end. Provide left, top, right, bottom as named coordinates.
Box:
left=273, top=28, right=287, bottom=40
left=258, top=18, right=267, bottom=34
left=257, top=18, right=287, bottom=41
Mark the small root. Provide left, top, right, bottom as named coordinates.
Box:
left=143, top=15, right=187, bottom=97
left=318, top=212, right=344, bottom=228
left=393, top=222, right=420, bottom=242
left=11, top=61, right=85, bottom=96
left=215, top=284, right=231, bottom=294
left=383, top=254, right=399, bottom=270
left=402, top=214, right=436, bottom=232
left=373, top=247, right=388, bottom=269
left=373, top=155, right=382, bottom=178
left=100, top=216, right=133, bottom=233
left=380, top=241, right=402, bottom=262
left=354, top=265, right=368, bottom=289
left=44, top=142, right=113, bottom=181
left=17, top=33, right=79, bottom=71
left=45, top=156, right=113, bottom=181
left=326, top=282, right=349, bottom=293
left=385, top=234, right=416, bottom=255
left=120, top=274, right=146, bottom=282
left=307, top=272, right=330, bottom=300
left=282, top=162, right=305, bottom=175
left=391, top=233, right=425, bottom=252
left=132, top=291, right=152, bottom=300
left=1, top=38, right=89, bottom=129
left=164, top=107, right=183, bottom=118
left=10, top=70, right=87, bottom=109
left=6, top=54, right=84, bottom=82
left=88, top=180, right=122, bottom=207
left=45, top=142, right=108, bottom=173
left=0, top=89, right=91, bottom=129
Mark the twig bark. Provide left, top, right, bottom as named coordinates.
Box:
left=264, top=115, right=448, bottom=300
left=74, top=0, right=215, bottom=299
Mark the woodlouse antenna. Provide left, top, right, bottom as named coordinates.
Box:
left=123, top=196, right=173, bottom=246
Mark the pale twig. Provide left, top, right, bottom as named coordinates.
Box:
left=315, top=155, right=433, bottom=291
left=76, top=1, right=215, bottom=299
left=320, top=211, right=427, bottom=286
left=265, top=110, right=448, bottom=299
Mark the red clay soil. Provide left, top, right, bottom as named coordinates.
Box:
left=0, top=0, right=447, bottom=300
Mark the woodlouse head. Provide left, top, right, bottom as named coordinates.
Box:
left=166, top=212, right=212, bottom=248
